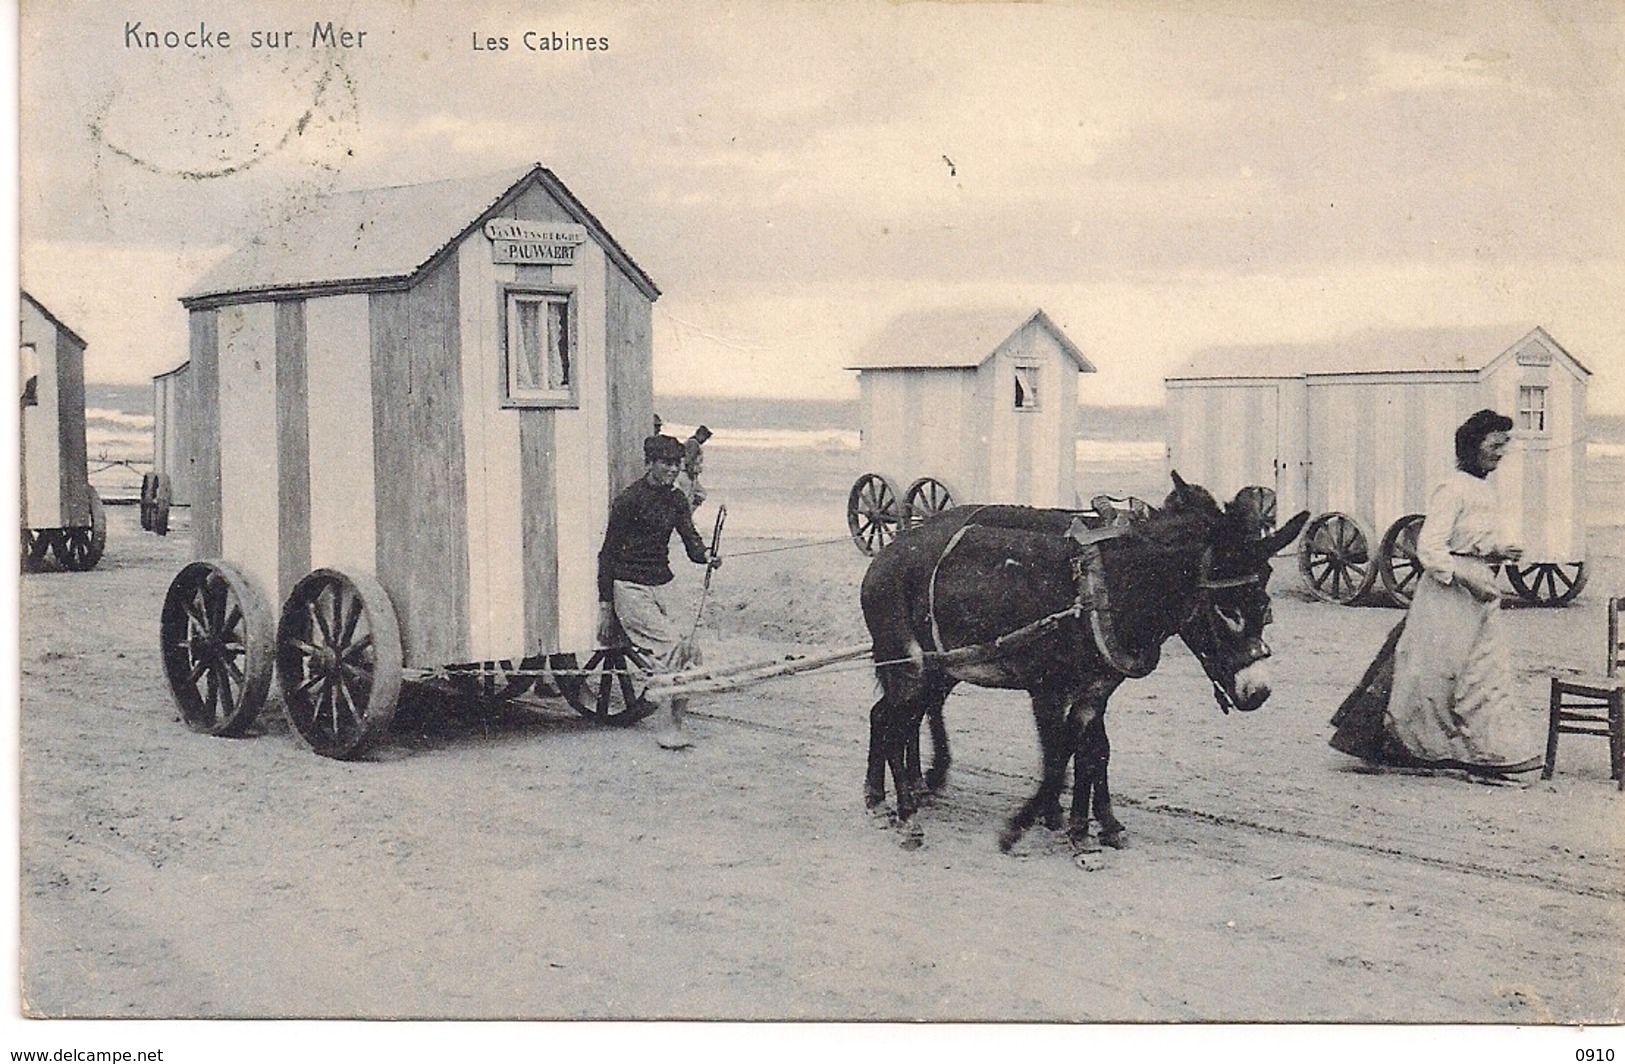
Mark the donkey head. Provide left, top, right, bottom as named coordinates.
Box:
left=1168, top=473, right=1308, bottom=713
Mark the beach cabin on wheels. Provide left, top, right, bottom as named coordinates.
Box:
left=842, top=307, right=1096, bottom=553
left=1165, top=325, right=1591, bottom=606
left=20, top=290, right=104, bottom=571
left=144, top=360, right=194, bottom=535
left=165, top=163, right=660, bottom=757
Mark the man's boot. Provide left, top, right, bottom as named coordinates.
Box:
left=656, top=697, right=693, bottom=749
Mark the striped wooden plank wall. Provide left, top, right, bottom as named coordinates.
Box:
left=20, top=298, right=61, bottom=529
left=1161, top=372, right=1585, bottom=562
left=186, top=203, right=647, bottom=667
left=1478, top=361, right=1587, bottom=560
left=1164, top=381, right=1285, bottom=510
left=1304, top=379, right=1475, bottom=547
left=215, top=303, right=282, bottom=602
left=152, top=365, right=195, bottom=506
left=859, top=370, right=983, bottom=504
left=983, top=326, right=1077, bottom=508
left=19, top=298, right=90, bottom=530
left=858, top=324, right=1079, bottom=509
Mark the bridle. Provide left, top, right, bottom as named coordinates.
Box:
left=1186, top=546, right=1272, bottom=714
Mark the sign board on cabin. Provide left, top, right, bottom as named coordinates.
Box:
left=483, top=219, right=586, bottom=265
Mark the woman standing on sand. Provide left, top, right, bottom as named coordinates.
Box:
left=1330, top=409, right=1543, bottom=777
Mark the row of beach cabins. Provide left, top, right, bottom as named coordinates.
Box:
left=20, top=164, right=1597, bottom=756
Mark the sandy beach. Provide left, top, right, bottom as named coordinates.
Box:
left=16, top=492, right=1624, bottom=1023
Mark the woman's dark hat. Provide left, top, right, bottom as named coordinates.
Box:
left=644, top=434, right=685, bottom=461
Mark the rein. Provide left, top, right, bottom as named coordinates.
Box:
left=916, top=508, right=1269, bottom=706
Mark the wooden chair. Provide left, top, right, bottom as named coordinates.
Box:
left=1544, top=596, right=1625, bottom=789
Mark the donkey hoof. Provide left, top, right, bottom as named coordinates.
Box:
left=924, top=768, right=949, bottom=792
left=997, top=826, right=1024, bottom=853
left=1068, top=831, right=1101, bottom=855
left=1099, top=829, right=1129, bottom=850
left=898, top=821, right=925, bottom=851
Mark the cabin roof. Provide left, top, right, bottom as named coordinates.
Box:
left=845, top=307, right=1095, bottom=373
left=20, top=290, right=87, bottom=349
left=1167, top=325, right=1589, bottom=381
left=182, top=164, right=660, bottom=306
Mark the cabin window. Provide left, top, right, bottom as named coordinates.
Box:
left=1517, top=385, right=1548, bottom=433
left=503, top=288, right=578, bottom=408
left=1013, top=364, right=1040, bottom=412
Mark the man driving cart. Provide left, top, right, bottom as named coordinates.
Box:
left=596, top=434, right=722, bottom=748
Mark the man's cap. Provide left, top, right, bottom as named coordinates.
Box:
left=644, top=434, right=685, bottom=461
left=690, top=425, right=713, bottom=445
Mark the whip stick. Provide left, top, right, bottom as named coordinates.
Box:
left=685, top=504, right=727, bottom=645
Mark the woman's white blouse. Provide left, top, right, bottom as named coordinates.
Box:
left=1415, top=468, right=1509, bottom=587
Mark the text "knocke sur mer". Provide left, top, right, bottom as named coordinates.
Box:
left=124, top=21, right=369, bottom=49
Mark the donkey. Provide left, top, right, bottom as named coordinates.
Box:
left=860, top=473, right=1307, bottom=852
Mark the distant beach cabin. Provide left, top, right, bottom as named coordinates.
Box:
left=1165, top=325, right=1592, bottom=606
left=20, top=290, right=104, bottom=570
left=843, top=309, right=1095, bottom=549
left=177, top=163, right=660, bottom=662
left=147, top=360, right=194, bottom=530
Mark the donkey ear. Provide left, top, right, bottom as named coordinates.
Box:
left=1258, top=509, right=1310, bottom=557
left=1169, top=469, right=1191, bottom=498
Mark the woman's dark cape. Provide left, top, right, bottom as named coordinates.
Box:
left=1328, top=618, right=1420, bottom=766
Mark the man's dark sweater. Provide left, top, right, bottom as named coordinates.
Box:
left=597, top=478, right=708, bottom=602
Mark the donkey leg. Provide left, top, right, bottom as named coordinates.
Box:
left=923, top=696, right=952, bottom=793
left=890, top=707, right=928, bottom=850
left=1080, top=711, right=1128, bottom=848
left=864, top=697, right=892, bottom=816
left=1000, top=689, right=1071, bottom=852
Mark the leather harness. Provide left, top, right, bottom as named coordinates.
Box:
left=921, top=505, right=1264, bottom=684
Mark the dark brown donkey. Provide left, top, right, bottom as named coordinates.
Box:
left=860, top=473, right=1307, bottom=852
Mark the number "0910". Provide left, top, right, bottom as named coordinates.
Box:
left=1576, top=1051, right=1614, bottom=1062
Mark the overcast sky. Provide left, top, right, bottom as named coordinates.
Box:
left=17, top=0, right=1625, bottom=410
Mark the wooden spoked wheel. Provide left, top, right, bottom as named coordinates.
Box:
left=1234, top=485, right=1278, bottom=539
left=160, top=560, right=275, bottom=737
left=903, top=477, right=955, bottom=528
left=53, top=489, right=106, bottom=571
left=445, top=658, right=536, bottom=702
left=562, top=645, right=657, bottom=726
left=1298, top=511, right=1376, bottom=605
left=1377, top=514, right=1426, bottom=607
left=139, top=473, right=157, bottom=531
left=847, top=473, right=901, bottom=555
left=151, top=474, right=172, bottom=537
left=1505, top=562, right=1588, bottom=607
left=21, top=529, right=50, bottom=573
left=276, top=569, right=403, bottom=759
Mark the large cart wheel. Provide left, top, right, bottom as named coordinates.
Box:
left=160, top=560, right=275, bottom=737
left=903, top=477, right=955, bottom=528
left=20, top=529, right=50, bottom=573
left=847, top=473, right=901, bottom=555
left=277, top=569, right=403, bottom=759
left=1377, top=514, right=1426, bottom=607
left=446, top=658, right=536, bottom=702
left=139, top=473, right=157, bottom=531
left=151, top=474, right=172, bottom=537
left=1505, top=562, right=1587, bottom=607
left=1234, top=485, right=1278, bottom=539
left=1298, top=511, right=1376, bottom=605
left=562, top=645, right=657, bottom=726
left=53, top=489, right=106, bottom=571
